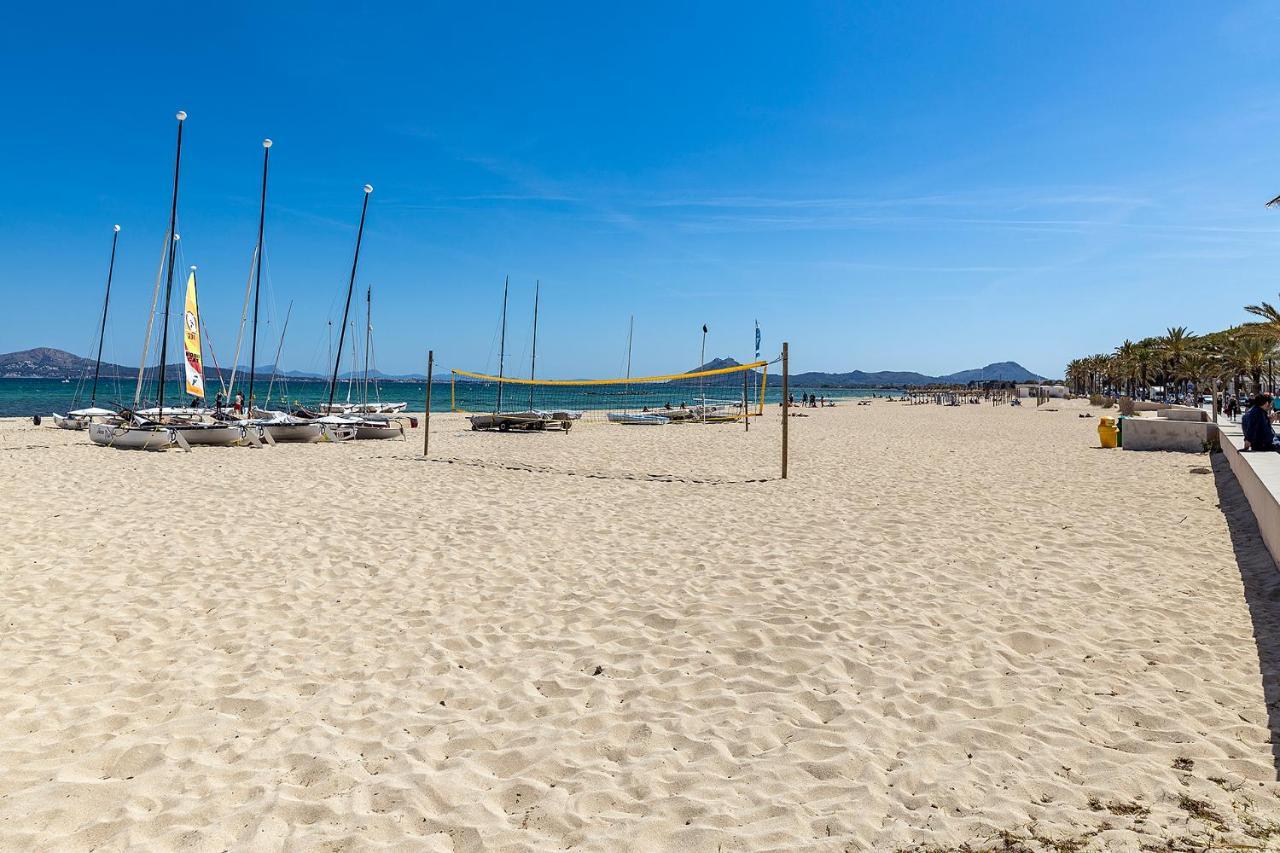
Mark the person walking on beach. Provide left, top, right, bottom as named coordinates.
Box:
left=1243, top=394, right=1280, bottom=451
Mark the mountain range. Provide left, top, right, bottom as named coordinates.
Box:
left=0, top=348, right=428, bottom=382
left=692, top=358, right=1046, bottom=386
left=2, top=348, right=1048, bottom=387
left=790, top=360, right=1046, bottom=387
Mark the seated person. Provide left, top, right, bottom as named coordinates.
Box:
left=1243, top=394, right=1280, bottom=451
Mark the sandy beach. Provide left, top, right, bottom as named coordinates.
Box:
left=2, top=400, right=1279, bottom=851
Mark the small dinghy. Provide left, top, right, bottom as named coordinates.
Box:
left=607, top=412, right=670, bottom=426
left=469, top=411, right=574, bottom=432
left=352, top=414, right=411, bottom=440
left=51, top=407, right=119, bottom=430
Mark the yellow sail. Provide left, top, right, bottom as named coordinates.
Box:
left=182, top=271, right=205, bottom=398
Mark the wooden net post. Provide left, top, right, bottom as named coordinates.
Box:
left=781, top=342, right=789, bottom=479
left=423, top=350, right=433, bottom=457
left=743, top=368, right=749, bottom=432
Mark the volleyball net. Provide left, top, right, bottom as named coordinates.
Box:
left=450, top=360, right=769, bottom=424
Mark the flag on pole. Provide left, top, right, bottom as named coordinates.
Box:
left=1268, top=193, right=1280, bottom=208
left=754, top=320, right=761, bottom=360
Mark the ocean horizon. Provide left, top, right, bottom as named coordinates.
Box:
left=0, top=377, right=881, bottom=418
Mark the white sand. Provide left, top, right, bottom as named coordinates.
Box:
left=2, top=401, right=1279, bottom=851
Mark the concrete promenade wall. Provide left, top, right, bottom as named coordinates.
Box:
left=1158, top=407, right=1209, bottom=422
left=1219, top=422, right=1280, bottom=567
left=1121, top=418, right=1216, bottom=452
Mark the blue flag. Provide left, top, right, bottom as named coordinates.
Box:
left=754, top=320, right=761, bottom=360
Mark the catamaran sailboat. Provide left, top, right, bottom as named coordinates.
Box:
left=53, top=225, right=124, bottom=430
left=467, top=278, right=577, bottom=432
left=216, top=137, right=326, bottom=444
left=297, top=186, right=411, bottom=441
left=349, top=285, right=409, bottom=438
left=94, top=264, right=249, bottom=448
left=90, top=112, right=250, bottom=451
left=91, top=111, right=191, bottom=451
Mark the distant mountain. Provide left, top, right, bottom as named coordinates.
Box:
left=791, top=369, right=937, bottom=387
left=0, top=348, right=430, bottom=382
left=788, top=361, right=1046, bottom=388
left=0, top=348, right=135, bottom=379
left=3, top=348, right=1046, bottom=387
left=937, top=361, right=1045, bottom=384
left=689, top=357, right=745, bottom=372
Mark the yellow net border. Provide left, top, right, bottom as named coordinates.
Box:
left=452, top=360, right=768, bottom=386
left=450, top=360, right=770, bottom=417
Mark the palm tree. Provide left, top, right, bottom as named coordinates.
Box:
left=1065, top=359, right=1086, bottom=395
left=1179, top=350, right=1215, bottom=406
left=1114, top=340, right=1138, bottom=397
left=1134, top=346, right=1156, bottom=399
left=1235, top=335, right=1268, bottom=393
left=1159, top=326, right=1196, bottom=403
left=1244, top=298, right=1280, bottom=341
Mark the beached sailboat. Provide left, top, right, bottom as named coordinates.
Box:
left=91, top=111, right=190, bottom=451
left=349, top=286, right=409, bottom=438
left=285, top=185, right=373, bottom=442
left=301, top=190, right=410, bottom=441
left=607, top=412, right=670, bottom=425
left=228, top=138, right=323, bottom=444
left=110, top=267, right=250, bottom=446
left=53, top=225, right=123, bottom=430
left=171, top=266, right=248, bottom=446
left=468, top=278, right=576, bottom=432
left=91, top=112, right=245, bottom=450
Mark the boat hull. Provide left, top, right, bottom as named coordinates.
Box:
left=174, top=425, right=246, bottom=446
left=52, top=414, right=88, bottom=430
left=261, top=422, right=325, bottom=443
left=88, top=423, right=177, bottom=451
left=607, top=412, right=670, bottom=425
left=469, top=411, right=574, bottom=432
left=319, top=422, right=358, bottom=442
left=354, top=422, right=404, bottom=440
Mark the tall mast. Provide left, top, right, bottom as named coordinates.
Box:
left=134, top=228, right=169, bottom=405
left=326, top=184, right=373, bottom=413
left=528, top=279, right=539, bottom=409
left=156, top=110, right=187, bottom=418
left=264, top=300, right=293, bottom=406
left=90, top=225, right=121, bottom=407
left=362, top=285, right=372, bottom=409
left=626, top=314, right=634, bottom=381
left=347, top=318, right=356, bottom=403
left=495, top=275, right=509, bottom=413
left=226, top=244, right=257, bottom=398
left=247, top=138, right=272, bottom=414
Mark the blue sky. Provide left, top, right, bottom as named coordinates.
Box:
left=2, top=2, right=1279, bottom=379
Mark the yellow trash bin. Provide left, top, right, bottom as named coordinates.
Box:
left=1098, top=416, right=1118, bottom=449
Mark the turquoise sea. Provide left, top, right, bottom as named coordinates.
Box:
left=0, top=377, right=882, bottom=418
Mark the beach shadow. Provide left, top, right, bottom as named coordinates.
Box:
left=414, top=456, right=777, bottom=485
left=1211, top=452, right=1280, bottom=778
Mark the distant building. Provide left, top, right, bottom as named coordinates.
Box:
left=1015, top=383, right=1068, bottom=399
